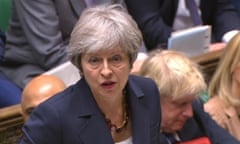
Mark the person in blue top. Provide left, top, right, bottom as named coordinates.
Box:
left=0, top=30, right=21, bottom=108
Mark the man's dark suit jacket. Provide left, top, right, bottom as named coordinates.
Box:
left=19, top=75, right=161, bottom=144
left=160, top=100, right=240, bottom=144
left=125, top=0, right=240, bottom=50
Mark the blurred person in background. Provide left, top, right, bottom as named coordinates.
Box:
left=125, top=0, right=240, bottom=51
left=21, top=75, right=66, bottom=122
left=205, top=32, right=240, bottom=141
left=139, top=50, right=240, bottom=144
left=0, top=0, right=124, bottom=89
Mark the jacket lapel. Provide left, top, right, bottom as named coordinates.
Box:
left=74, top=76, right=152, bottom=144
left=130, top=96, right=150, bottom=143
left=159, top=133, right=171, bottom=144
left=74, top=78, right=114, bottom=144
left=127, top=77, right=150, bottom=144
left=78, top=115, right=114, bottom=144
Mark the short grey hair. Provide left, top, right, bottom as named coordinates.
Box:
left=68, top=4, right=143, bottom=72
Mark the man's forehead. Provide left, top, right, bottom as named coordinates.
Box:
left=168, top=95, right=196, bottom=103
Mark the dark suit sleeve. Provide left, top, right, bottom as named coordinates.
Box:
left=125, top=0, right=240, bottom=50
left=144, top=78, right=161, bottom=144
left=206, top=0, right=240, bottom=41
left=15, top=0, right=68, bottom=69
left=125, top=0, right=173, bottom=50
left=19, top=103, right=61, bottom=144
left=193, top=100, right=240, bottom=144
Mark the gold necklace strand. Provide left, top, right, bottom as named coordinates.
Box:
left=106, top=109, right=129, bottom=133
left=105, top=89, right=128, bottom=133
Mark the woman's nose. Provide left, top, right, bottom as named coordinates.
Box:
left=100, top=60, right=112, bottom=77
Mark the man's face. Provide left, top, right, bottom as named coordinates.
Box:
left=21, top=91, right=54, bottom=122
left=161, top=95, right=195, bottom=133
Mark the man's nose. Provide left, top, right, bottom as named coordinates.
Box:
left=182, top=103, right=193, bottom=118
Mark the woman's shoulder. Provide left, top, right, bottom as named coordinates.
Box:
left=128, top=75, right=160, bottom=100
left=129, top=75, right=158, bottom=90
left=129, top=75, right=155, bottom=84
left=204, top=96, right=228, bottom=114
left=205, top=96, right=224, bottom=107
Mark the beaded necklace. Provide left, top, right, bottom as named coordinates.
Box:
left=105, top=109, right=129, bottom=133
left=105, top=90, right=129, bottom=133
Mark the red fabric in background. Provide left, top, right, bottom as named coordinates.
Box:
left=178, top=137, right=211, bottom=144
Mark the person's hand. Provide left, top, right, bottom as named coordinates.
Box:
left=223, top=106, right=240, bottom=141
left=208, top=42, right=226, bottom=51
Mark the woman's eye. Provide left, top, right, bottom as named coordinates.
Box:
left=88, top=57, right=101, bottom=66
left=110, top=55, right=122, bottom=64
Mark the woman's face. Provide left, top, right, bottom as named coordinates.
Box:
left=233, top=61, right=240, bottom=84
left=81, top=47, right=131, bottom=99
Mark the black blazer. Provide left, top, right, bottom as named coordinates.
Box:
left=125, top=0, right=240, bottom=50
left=19, top=75, right=161, bottom=144
left=159, top=99, right=240, bottom=144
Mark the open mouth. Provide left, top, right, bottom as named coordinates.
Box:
left=101, top=81, right=116, bottom=89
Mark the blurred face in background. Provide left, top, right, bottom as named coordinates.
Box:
left=233, top=61, right=240, bottom=86
left=232, top=61, right=240, bottom=101
left=160, top=95, right=195, bottom=133
left=21, top=75, right=66, bottom=122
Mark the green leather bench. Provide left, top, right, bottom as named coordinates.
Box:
left=0, top=0, right=12, bottom=32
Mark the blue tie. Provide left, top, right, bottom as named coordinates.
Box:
left=185, top=0, right=203, bottom=26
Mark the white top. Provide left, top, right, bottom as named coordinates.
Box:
left=115, top=137, right=133, bottom=144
